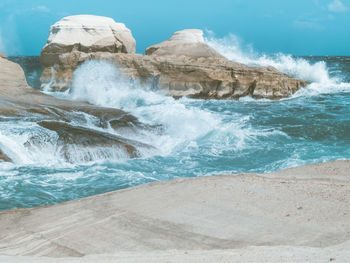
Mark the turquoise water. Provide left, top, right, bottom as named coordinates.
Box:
left=1, top=52, right=350, bottom=211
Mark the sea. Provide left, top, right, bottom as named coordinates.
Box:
left=1, top=36, right=349, bottom=211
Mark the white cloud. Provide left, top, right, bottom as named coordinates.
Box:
left=31, top=5, right=50, bottom=13
left=293, top=20, right=324, bottom=31
left=328, top=0, right=348, bottom=12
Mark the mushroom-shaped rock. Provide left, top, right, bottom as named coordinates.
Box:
left=40, top=15, right=136, bottom=66
left=146, top=29, right=221, bottom=58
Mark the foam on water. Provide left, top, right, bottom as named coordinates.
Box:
left=0, top=122, right=60, bottom=165
left=3, top=51, right=348, bottom=168
left=1, top=34, right=350, bottom=210
left=70, top=60, right=226, bottom=155
left=0, top=119, right=139, bottom=166
left=204, top=32, right=350, bottom=96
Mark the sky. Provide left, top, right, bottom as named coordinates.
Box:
left=0, top=0, right=349, bottom=56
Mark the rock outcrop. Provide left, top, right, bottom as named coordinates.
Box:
left=0, top=160, right=349, bottom=260
left=40, top=15, right=136, bottom=71
left=40, top=17, right=308, bottom=99
left=41, top=51, right=308, bottom=99
left=0, top=54, right=153, bottom=163
left=0, top=54, right=30, bottom=99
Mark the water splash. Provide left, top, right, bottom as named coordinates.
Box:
left=1, top=54, right=350, bottom=210
left=43, top=66, right=56, bottom=92
left=70, top=60, right=225, bottom=155
left=204, top=31, right=350, bottom=96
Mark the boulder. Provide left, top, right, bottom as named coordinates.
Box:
left=0, top=56, right=30, bottom=99
left=40, top=15, right=136, bottom=67
left=146, top=29, right=221, bottom=58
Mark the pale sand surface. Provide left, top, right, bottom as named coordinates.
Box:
left=1, top=245, right=350, bottom=263
left=0, top=160, right=349, bottom=262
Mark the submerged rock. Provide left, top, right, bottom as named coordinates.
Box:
left=0, top=149, right=11, bottom=162
left=39, top=17, right=308, bottom=99
left=36, top=121, right=153, bottom=162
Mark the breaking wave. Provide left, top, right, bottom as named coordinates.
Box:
left=1, top=32, right=350, bottom=210
left=69, top=60, right=258, bottom=156
left=204, top=32, right=350, bottom=96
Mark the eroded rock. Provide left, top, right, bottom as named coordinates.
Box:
left=146, top=29, right=221, bottom=58
left=40, top=15, right=136, bottom=68
left=0, top=53, right=153, bottom=163
left=36, top=121, right=152, bottom=162
left=39, top=20, right=308, bottom=99
left=0, top=161, right=349, bottom=257
left=41, top=51, right=308, bottom=99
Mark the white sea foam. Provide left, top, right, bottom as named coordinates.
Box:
left=43, top=66, right=56, bottom=92
left=3, top=32, right=348, bottom=167
left=204, top=31, right=350, bottom=96
left=70, top=60, right=224, bottom=155
left=0, top=122, right=61, bottom=165
left=67, top=60, right=294, bottom=159
left=0, top=120, right=135, bottom=166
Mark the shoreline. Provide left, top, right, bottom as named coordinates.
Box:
left=1, top=160, right=349, bottom=262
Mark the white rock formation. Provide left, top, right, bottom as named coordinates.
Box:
left=39, top=22, right=307, bottom=98
left=41, top=15, right=136, bottom=55
left=0, top=160, right=349, bottom=262
left=146, top=29, right=221, bottom=57
left=168, top=29, right=205, bottom=42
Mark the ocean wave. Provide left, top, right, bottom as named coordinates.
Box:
left=204, top=31, right=350, bottom=97
left=70, top=60, right=223, bottom=156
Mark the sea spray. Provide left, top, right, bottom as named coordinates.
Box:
left=70, top=60, right=225, bottom=155
left=0, top=118, right=148, bottom=166
left=1, top=43, right=350, bottom=210
left=43, top=66, right=56, bottom=92
left=204, top=32, right=350, bottom=96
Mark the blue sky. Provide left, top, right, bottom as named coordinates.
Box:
left=0, top=0, right=349, bottom=56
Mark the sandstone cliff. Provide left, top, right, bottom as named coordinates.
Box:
left=40, top=16, right=308, bottom=100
